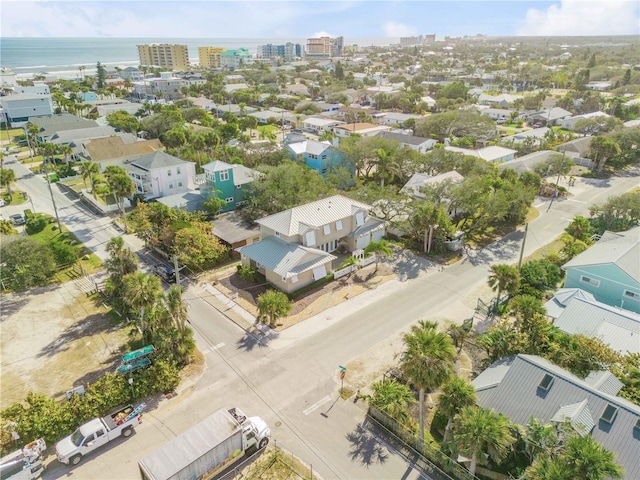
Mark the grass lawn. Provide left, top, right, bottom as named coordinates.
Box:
left=29, top=221, right=103, bottom=280
left=1, top=190, right=27, bottom=206
left=257, top=124, right=280, bottom=134
left=1, top=128, right=24, bottom=142
left=523, top=237, right=565, bottom=263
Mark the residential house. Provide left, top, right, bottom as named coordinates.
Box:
left=365, top=85, right=402, bottom=104
left=477, top=93, right=522, bottom=107
left=198, top=160, right=259, bottom=213
left=559, top=111, right=611, bottom=131
left=544, top=288, right=640, bottom=354
left=333, top=122, right=392, bottom=138
left=445, top=145, right=517, bottom=163
left=478, top=107, right=517, bottom=123
left=28, top=113, right=99, bottom=143
left=237, top=195, right=385, bottom=293
left=502, top=127, right=550, bottom=146
left=248, top=109, right=297, bottom=126
left=210, top=103, right=257, bottom=118
left=303, top=117, right=344, bottom=134
left=526, top=107, right=573, bottom=126
left=400, top=171, right=464, bottom=201
left=224, top=83, right=251, bottom=94
left=311, top=101, right=341, bottom=113
left=496, top=150, right=560, bottom=174
left=585, top=81, right=612, bottom=91
left=377, top=112, right=422, bottom=127
left=82, top=136, right=162, bottom=163
left=376, top=131, right=437, bottom=153
left=562, top=227, right=640, bottom=313
left=122, top=151, right=196, bottom=200
left=1, top=93, right=54, bottom=126
left=48, top=125, right=120, bottom=158
left=220, top=48, right=253, bottom=69
left=285, top=139, right=351, bottom=177
left=120, top=67, right=143, bottom=81
left=472, top=354, right=640, bottom=480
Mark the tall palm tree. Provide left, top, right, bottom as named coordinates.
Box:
left=368, top=379, right=414, bottom=424
left=0, top=168, right=17, bottom=197
left=452, top=406, right=515, bottom=477
left=105, top=237, right=138, bottom=279
left=79, top=161, right=100, bottom=199
left=524, top=456, right=572, bottom=480
left=363, top=240, right=393, bottom=272
left=164, top=285, right=188, bottom=334
left=400, top=320, right=455, bottom=447
left=123, top=272, right=163, bottom=342
left=104, top=166, right=135, bottom=232
left=487, top=264, right=520, bottom=303
left=437, top=377, right=477, bottom=444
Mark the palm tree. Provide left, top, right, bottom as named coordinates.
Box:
left=368, top=379, right=414, bottom=424
left=165, top=285, right=188, bottom=334
left=104, top=166, right=135, bottom=231
left=438, top=377, right=476, bottom=444
left=589, top=135, right=621, bottom=172
left=105, top=237, right=138, bottom=279
left=400, top=320, right=455, bottom=447
left=525, top=456, right=573, bottom=480
left=487, top=264, right=520, bottom=303
left=58, top=144, right=73, bottom=164
left=79, top=161, right=100, bottom=198
left=256, top=290, right=291, bottom=328
left=562, top=435, right=624, bottom=479
left=0, top=168, right=17, bottom=197
left=452, top=406, right=515, bottom=477
left=123, top=272, right=163, bottom=342
left=364, top=240, right=393, bottom=272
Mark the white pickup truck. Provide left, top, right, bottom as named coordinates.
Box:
left=56, top=403, right=145, bottom=466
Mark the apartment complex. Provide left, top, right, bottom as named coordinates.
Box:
left=257, top=43, right=302, bottom=61
left=306, top=36, right=344, bottom=58
left=198, top=46, right=227, bottom=69
left=219, top=48, right=252, bottom=69
left=399, top=34, right=436, bottom=46
left=137, top=44, right=190, bottom=71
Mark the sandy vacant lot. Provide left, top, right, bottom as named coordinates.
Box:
left=0, top=282, right=129, bottom=409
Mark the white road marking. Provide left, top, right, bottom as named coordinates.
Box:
left=566, top=198, right=586, bottom=203
left=209, top=342, right=225, bottom=352
left=303, top=395, right=332, bottom=415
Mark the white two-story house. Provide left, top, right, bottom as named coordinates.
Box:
left=123, top=151, right=196, bottom=200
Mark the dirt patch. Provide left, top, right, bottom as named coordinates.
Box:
left=0, top=283, right=129, bottom=409
left=212, top=263, right=398, bottom=331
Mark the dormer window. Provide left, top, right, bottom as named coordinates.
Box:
left=539, top=374, right=554, bottom=391
left=219, top=170, right=229, bottom=181
left=600, top=404, right=618, bottom=424
left=355, top=211, right=365, bottom=226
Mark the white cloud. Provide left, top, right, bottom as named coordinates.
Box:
left=517, top=0, right=640, bottom=36
left=381, top=21, right=417, bottom=37
left=311, top=31, right=335, bottom=38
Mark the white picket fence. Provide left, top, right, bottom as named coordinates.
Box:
left=333, top=254, right=376, bottom=279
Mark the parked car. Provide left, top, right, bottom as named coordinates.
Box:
left=152, top=264, right=176, bottom=283
left=10, top=214, right=26, bottom=225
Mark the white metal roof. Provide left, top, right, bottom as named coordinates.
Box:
left=256, top=195, right=373, bottom=236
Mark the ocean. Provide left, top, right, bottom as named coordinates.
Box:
left=0, top=37, right=396, bottom=78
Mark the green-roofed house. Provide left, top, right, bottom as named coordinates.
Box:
left=220, top=48, right=253, bottom=70
left=562, top=226, right=640, bottom=314
left=199, top=160, right=259, bottom=213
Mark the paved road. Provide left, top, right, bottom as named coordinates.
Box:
left=9, top=158, right=637, bottom=480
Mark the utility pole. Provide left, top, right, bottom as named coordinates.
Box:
left=172, top=254, right=182, bottom=299
left=547, top=150, right=566, bottom=213
left=517, top=223, right=528, bottom=271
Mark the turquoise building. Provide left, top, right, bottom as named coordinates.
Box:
left=200, top=160, right=259, bottom=213
left=285, top=139, right=353, bottom=179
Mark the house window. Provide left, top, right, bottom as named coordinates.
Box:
left=305, top=231, right=316, bottom=247
left=600, top=404, right=618, bottom=424
left=635, top=419, right=640, bottom=433
left=291, top=275, right=299, bottom=284
left=323, top=225, right=331, bottom=235
left=355, top=211, right=365, bottom=226
left=169, top=183, right=174, bottom=189
left=538, top=374, right=554, bottom=391
left=275, top=232, right=280, bottom=237
left=167, top=169, right=172, bottom=176
left=219, top=170, right=230, bottom=181
left=624, top=290, right=640, bottom=300
left=177, top=181, right=183, bottom=187
left=335, top=220, right=343, bottom=231
left=225, top=197, right=234, bottom=203
left=176, top=167, right=181, bottom=174
left=580, top=275, right=600, bottom=287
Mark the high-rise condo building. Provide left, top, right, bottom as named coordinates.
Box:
left=306, top=36, right=343, bottom=58
left=198, top=47, right=227, bottom=69
left=137, top=44, right=190, bottom=71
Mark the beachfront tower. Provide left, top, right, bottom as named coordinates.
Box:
left=137, top=44, right=189, bottom=71
left=198, top=47, right=227, bottom=69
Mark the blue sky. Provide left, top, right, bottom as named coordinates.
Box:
left=2, top=0, right=639, bottom=38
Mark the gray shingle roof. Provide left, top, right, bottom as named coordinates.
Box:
left=472, top=354, right=640, bottom=480
left=256, top=195, right=373, bottom=236
left=128, top=151, right=192, bottom=171
left=50, top=126, right=117, bottom=144
left=236, top=236, right=335, bottom=278
left=562, top=226, right=640, bottom=283
left=377, top=131, right=435, bottom=146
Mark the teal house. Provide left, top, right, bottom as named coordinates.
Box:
left=285, top=139, right=353, bottom=179
left=562, top=226, right=640, bottom=313
left=200, top=160, right=259, bottom=213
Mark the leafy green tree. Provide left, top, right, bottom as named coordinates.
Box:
left=96, top=61, right=107, bottom=89
left=49, top=242, right=78, bottom=266
left=363, top=240, right=393, bottom=272
left=452, top=406, right=515, bottom=477
left=437, top=377, right=477, bottom=444
left=106, top=111, right=142, bottom=134
left=367, top=379, right=414, bottom=424
left=202, top=195, right=226, bottom=217
left=0, top=236, right=56, bottom=290
left=173, top=225, right=228, bottom=271
left=160, top=128, right=187, bottom=149
left=487, top=264, right=520, bottom=302
left=409, top=201, right=453, bottom=253
left=0, top=219, right=16, bottom=235
left=518, top=259, right=563, bottom=297
left=400, top=320, right=455, bottom=447
left=565, top=216, right=594, bottom=242
left=414, top=110, right=496, bottom=142
left=590, top=190, right=640, bottom=233
left=588, top=135, right=621, bottom=172
left=256, top=290, right=292, bottom=328
left=105, top=236, right=138, bottom=279
left=0, top=168, right=17, bottom=196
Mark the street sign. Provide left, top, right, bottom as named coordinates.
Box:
left=339, top=365, right=346, bottom=372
